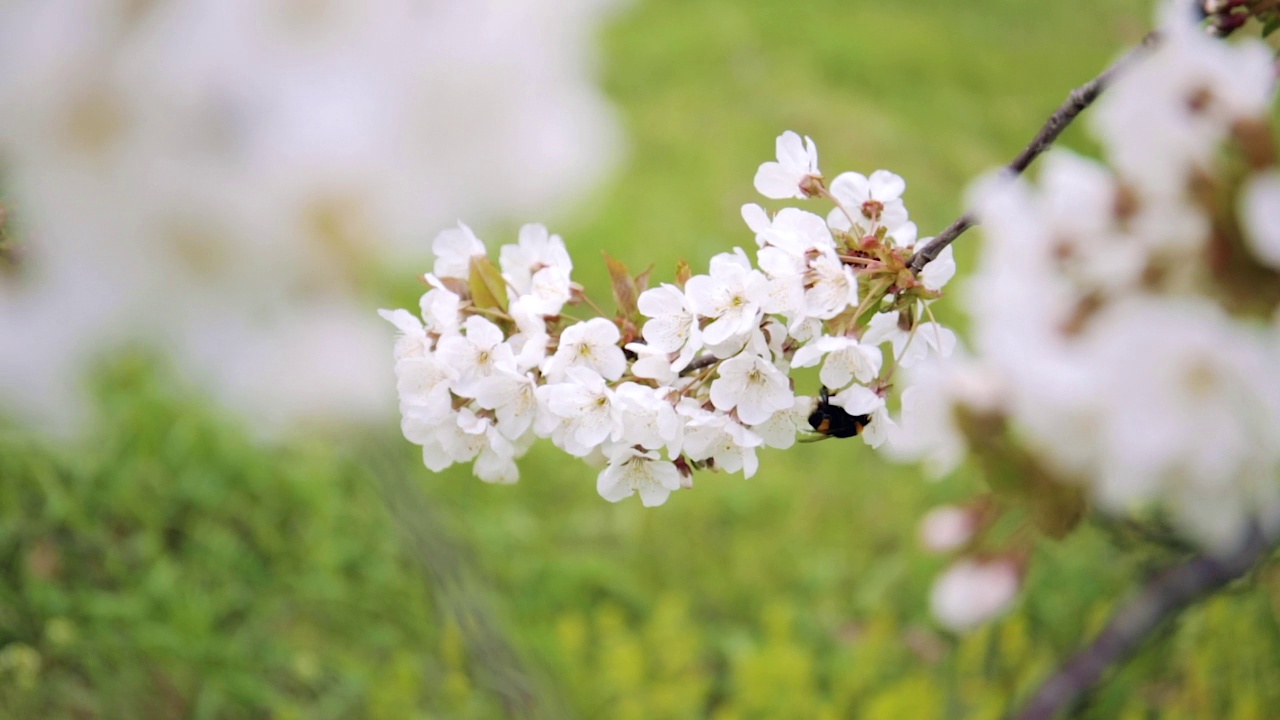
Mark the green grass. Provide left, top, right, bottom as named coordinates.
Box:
left=5, top=1, right=1280, bottom=718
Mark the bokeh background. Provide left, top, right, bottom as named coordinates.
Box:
left=3, top=0, right=1280, bottom=718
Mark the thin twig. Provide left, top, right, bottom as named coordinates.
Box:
left=1010, top=523, right=1278, bottom=720
left=908, top=31, right=1162, bottom=273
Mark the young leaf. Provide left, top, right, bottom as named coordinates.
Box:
left=635, top=263, right=655, bottom=295
left=603, top=251, right=639, bottom=318
left=469, top=256, right=509, bottom=313
left=675, top=259, right=692, bottom=288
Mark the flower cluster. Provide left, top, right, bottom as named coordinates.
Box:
left=895, top=0, right=1280, bottom=580
left=384, top=132, right=957, bottom=506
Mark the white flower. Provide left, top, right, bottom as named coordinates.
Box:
left=523, top=266, right=574, bottom=316
left=536, top=367, right=623, bottom=456
left=889, top=356, right=1003, bottom=478
left=680, top=404, right=764, bottom=478
left=831, top=384, right=893, bottom=448
left=499, top=223, right=573, bottom=294
left=756, top=208, right=835, bottom=256
left=887, top=221, right=919, bottom=248
left=378, top=308, right=428, bottom=360
left=394, top=354, right=458, bottom=425
left=1076, top=297, right=1280, bottom=551
left=920, top=245, right=956, bottom=292
left=750, top=395, right=812, bottom=450
left=753, top=130, right=820, bottom=200
left=863, top=311, right=956, bottom=369
left=791, top=335, right=882, bottom=389
left=508, top=296, right=551, bottom=371
left=626, top=342, right=682, bottom=386
left=709, top=351, right=795, bottom=425
left=755, top=246, right=807, bottom=326
left=803, top=249, right=860, bottom=320
left=614, top=382, right=683, bottom=454
left=638, top=284, right=702, bottom=367
left=455, top=410, right=521, bottom=484
left=1240, top=170, right=1280, bottom=270
left=471, top=368, right=540, bottom=440
left=419, top=285, right=463, bottom=338
left=1092, top=1, right=1275, bottom=199
left=597, top=446, right=682, bottom=507
left=826, top=170, right=909, bottom=234
left=930, top=559, right=1020, bottom=632
left=416, top=407, right=515, bottom=483
left=432, top=222, right=487, bottom=280
left=542, top=317, right=627, bottom=382
left=436, top=315, right=516, bottom=396
left=499, top=224, right=574, bottom=316
left=685, top=249, right=770, bottom=347
left=919, top=506, right=976, bottom=553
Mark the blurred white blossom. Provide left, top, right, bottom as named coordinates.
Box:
left=919, top=506, right=977, bottom=553
left=930, top=559, right=1020, bottom=632
left=0, top=0, right=623, bottom=434
left=898, top=1, right=1280, bottom=554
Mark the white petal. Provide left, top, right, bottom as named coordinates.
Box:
left=867, top=170, right=906, bottom=200
left=922, top=246, right=957, bottom=291
left=754, top=163, right=804, bottom=200
left=776, top=130, right=807, bottom=168
left=742, top=203, right=771, bottom=234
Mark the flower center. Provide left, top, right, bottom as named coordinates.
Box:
left=861, top=199, right=884, bottom=221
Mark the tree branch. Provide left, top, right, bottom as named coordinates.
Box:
left=908, top=31, right=1162, bottom=273
left=1010, top=523, right=1279, bottom=720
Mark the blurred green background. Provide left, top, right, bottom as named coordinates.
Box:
left=4, top=1, right=1280, bottom=718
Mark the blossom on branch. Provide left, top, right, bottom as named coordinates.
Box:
left=382, top=131, right=955, bottom=503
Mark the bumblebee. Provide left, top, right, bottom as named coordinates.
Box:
left=807, top=387, right=871, bottom=439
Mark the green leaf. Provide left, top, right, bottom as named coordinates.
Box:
left=1263, top=17, right=1280, bottom=38
left=468, top=256, right=508, bottom=313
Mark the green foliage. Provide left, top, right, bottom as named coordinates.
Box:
left=4, top=0, right=1280, bottom=718
left=0, top=359, right=502, bottom=719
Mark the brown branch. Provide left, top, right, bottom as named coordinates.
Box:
left=1010, top=523, right=1279, bottom=720
left=908, top=31, right=1162, bottom=273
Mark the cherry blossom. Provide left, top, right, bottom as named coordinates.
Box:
left=597, top=447, right=683, bottom=507
left=542, top=317, right=627, bottom=382
left=930, top=559, right=1020, bottom=632
left=709, top=351, right=795, bottom=425
left=753, top=131, right=821, bottom=200
left=826, top=170, right=910, bottom=234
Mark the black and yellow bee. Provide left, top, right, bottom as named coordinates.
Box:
left=807, top=387, right=871, bottom=439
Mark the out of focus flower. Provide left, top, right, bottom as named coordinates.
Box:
left=1240, top=170, right=1280, bottom=269
left=0, top=0, right=623, bottom=435
left=1092, top=0, right=1274, bottom=198
left=919, top=506, right=977, bottom=553
left=902, top=1, right=1280, bottom=553
left=930, top=559, right=1020, bottom=632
